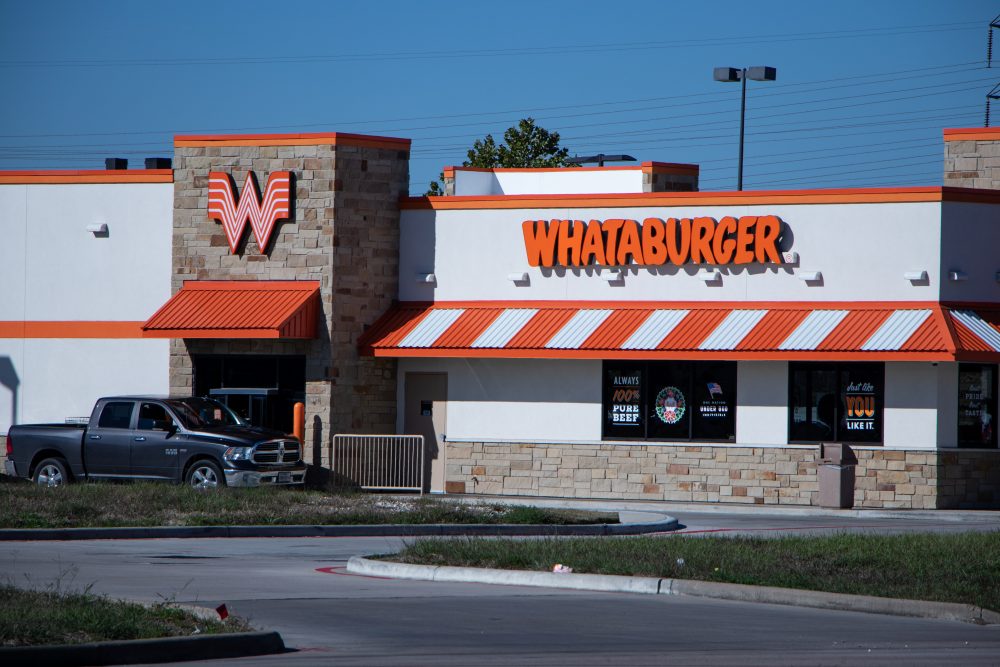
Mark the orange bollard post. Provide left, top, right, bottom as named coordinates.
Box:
left=292, top=402, right=305, bottom=444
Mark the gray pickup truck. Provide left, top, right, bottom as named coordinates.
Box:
left=4, top=396, right=306, bottom=489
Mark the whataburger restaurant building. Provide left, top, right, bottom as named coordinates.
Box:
left=2, top=127, right=1000, bottom=509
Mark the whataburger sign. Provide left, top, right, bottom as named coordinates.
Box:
left=208, top=171, right=292, bottom=253
left=522, top=215, right=783, bottom=267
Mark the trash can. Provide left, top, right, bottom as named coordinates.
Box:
left=817, top=443, right=856, bottom=509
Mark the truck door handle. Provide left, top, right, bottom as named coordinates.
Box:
left=89, top=435, right=101, bottom=440
left=133, top=437, right=146, bottom=442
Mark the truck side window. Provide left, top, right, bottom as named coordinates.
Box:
left=138, top=403, right=173, bottom=431
left=97, top=401, right=134, bottom=429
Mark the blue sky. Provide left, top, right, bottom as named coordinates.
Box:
left=0, top=1, right=995, bottom=193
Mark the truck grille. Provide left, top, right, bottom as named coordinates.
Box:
left=252, top=440, right=301, bottom=465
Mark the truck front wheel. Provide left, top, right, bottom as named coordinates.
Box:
left=186, top=460, right=225, bottom=490
left=33, top=458, right=70, bottom=487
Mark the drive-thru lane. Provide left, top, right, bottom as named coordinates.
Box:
left=3, top=509, right=998, bottom=666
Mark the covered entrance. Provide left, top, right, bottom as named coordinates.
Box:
left=193, top=355, right=305, bottom=432
left=404, top=372, right=447, bottom=493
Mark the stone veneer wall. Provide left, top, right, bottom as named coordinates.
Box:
left=170, top=138, right=408, bottom=468
left=944, top=137, right=1000, bottom=188
left=446, top=442, right=1000, bottom=509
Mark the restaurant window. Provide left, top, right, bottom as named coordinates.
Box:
left=603, top=361, right=737, bottom=441
left=958, top=364, right=997, bottom=449
left=788, top=362, right=883, bottom=443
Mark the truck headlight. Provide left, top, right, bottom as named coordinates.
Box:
left=223, top=446, right=254, bottom=462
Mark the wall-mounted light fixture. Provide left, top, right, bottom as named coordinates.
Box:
left=507, top=272, right=529, bottom=283
left=798, top=271, right=822, bottom=282
left=416, top=273, right=436, bottom=284
left=86, top=223, right=109, bottom=235
left=904, top=270, right=928, bottom=282
left=601, top=270, right=622, bottom=282
left=701, top=269, right=722, bottom=283
left=949, top=271, right=968, bottom=282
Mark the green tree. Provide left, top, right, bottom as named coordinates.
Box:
left=425, top=118, right=571, bottom=195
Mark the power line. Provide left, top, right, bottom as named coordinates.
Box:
left=0, top=22, right=979, bottom=69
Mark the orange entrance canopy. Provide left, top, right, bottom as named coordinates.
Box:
left=143, top=281, right=320, bottom=339
left=359, top=300, right=1000, bottom=362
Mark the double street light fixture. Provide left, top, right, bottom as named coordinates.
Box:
left=713, top=66, right=777, bottom=191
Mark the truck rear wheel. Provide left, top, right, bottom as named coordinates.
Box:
left=33, top=458, right=70, bottom=487
left=186, top=460, right=225, bottom=490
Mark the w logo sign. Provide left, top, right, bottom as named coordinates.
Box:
left=208, top=171, right=292, bottom=253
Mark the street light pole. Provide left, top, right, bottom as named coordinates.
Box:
left=713, top=66, right=777, bottom=191
left=738, top=68, right=747, bottom=191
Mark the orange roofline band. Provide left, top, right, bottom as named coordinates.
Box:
left=522, top=215, right=783, bottom=268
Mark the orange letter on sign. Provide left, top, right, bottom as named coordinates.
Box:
left=641, top=218, right=667, bottom=266
left=712, top=216, right=738, bottom=264
left=617, top=220, right=645, bottom=266
left=522, top=220, right=559, bottom=267
left=602, top=219, right=625, bottom=266
left=580, top=220, right=607, bottom=265
left=734, top=216, right=757, bottom=264
left=755, top=215, right=782, bottom=264
left=666, top=218, right=691, bottom=265
left=558, top=219, right=585, bottom=266
left=690, top=217, right=717, bottom=264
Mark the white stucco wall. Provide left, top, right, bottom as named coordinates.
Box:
left=0, top=181, right=173, bottom=433
left=0, top=339, right=169, bottom=429
left=0, top=183, right=173, bottom=321
left=736, top=361, right=789, bottom=445
left=398, top=358, right=601, bottom=443
left=939, top=202, right=1000, bottom=303
left=400, top=201, right=943, bottom=303
left=884, top=362, right=940, bottom=449
left=454, top=169, right=646, bottom=196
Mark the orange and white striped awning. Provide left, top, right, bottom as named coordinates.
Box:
left=359, top=302, right=1000, bottom=361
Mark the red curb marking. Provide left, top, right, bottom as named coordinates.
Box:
left=315, top=565, right=393, bottom=579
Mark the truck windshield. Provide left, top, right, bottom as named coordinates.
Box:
left=166, top=398, right=245, bottom=429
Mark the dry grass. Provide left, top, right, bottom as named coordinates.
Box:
left=0, top=481, right=615, bottom=528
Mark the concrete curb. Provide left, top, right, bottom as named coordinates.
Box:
left=347, top=556, right=1000, bottom=626
left=0, top=516, right=678, bottom=541
left=0, top=631, right=286, bottom=666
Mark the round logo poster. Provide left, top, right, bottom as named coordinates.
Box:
left=655, top=386, right=686, bottom=424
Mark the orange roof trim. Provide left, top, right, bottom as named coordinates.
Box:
left=142, top=280, right=320, bottom=339
left=402, top=186, right=1000, bottom=210
left=943, top=127, right=1000, bottom=141
left=0, top=169, right=173, bottom=184
left=174, top=132, right=411, bottom=150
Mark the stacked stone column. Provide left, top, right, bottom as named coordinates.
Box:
left=170, top=134, right=409, bottom=468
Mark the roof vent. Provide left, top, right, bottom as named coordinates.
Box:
left=144, top=157, right=172, bottom=169
left=105, top=158, right=128, bottom=170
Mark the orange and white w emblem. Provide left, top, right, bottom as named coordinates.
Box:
left=208, top=171, right=292, bottom=253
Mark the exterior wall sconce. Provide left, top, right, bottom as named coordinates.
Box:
left=507, top=272, right=529, bottom=283
left=949, top=271, right=968, bottom=282
left=701, top=269, right=722, bottom=283
left=601, top=270, right=622, bottom=283
left=904, top=270, right=928, bottom=282
left=798, top=271, right=822, bottom=282
left=416, top=273, right=436, bottom=284
left=86, top=223, right=109, bottom=235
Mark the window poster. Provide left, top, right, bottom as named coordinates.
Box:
left=692, top=363, right=737, bottom=440
left=603, top=365, right=643, bottom=438
left=647, top=365, right=690, bottom=439
left=842, top=380, right=877, bottom=433
left=958, top=364, right=997, bottom=448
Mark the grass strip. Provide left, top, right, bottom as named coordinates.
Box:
left=0, top=481, right=615, bottom=528
left=0, top=585, right=247, bottom=647
left=395, top=532, right=1000, bottom=611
